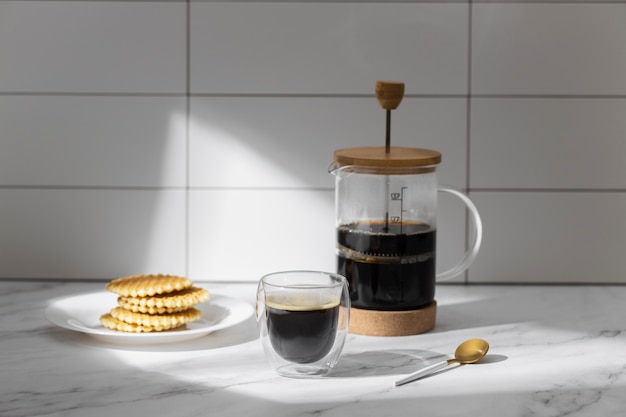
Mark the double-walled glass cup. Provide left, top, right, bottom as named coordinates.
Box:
left=256, top=271, right=350, bottom=378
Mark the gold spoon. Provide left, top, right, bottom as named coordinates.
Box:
left=395, top=338, right=490, bottom=386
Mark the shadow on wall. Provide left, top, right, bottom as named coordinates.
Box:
left=0, top=97, right=187, bottom=279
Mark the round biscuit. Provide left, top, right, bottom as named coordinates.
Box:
left=105, top=274, right=193, bottom=297
left=117, top=302, right=188, bottom=315
left=100, top=313, right=185, bottom=333
left=118, top=287, right=210, bottom=312
left=109, top=307, right=201, bottom=329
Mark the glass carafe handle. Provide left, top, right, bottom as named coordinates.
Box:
left=436, top=186, right=483, bottom=281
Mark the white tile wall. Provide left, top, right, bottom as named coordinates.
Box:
left=472, top=4, right=626, bottom=95
left=469, top=192, right=626, bottom=284
left=0, top=2, right=186, bottom=93
left=190, top=3, right=468, bottom=95
left=1, top=0, right=625, bottom=284
left=0, top=96, right=187, bottom=187
left=189, top=97, right=467, bottom=188
left=188, top=189, right=336, bottom=281
left=0, top=189, right=186, bottom=279
left=470, top=98, right=626, bottom=189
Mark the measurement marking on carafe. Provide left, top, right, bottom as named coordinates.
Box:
left=389, top=187, right=408, bottom=232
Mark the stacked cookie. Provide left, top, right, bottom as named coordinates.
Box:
left=100, top=274, right=210, bottom=333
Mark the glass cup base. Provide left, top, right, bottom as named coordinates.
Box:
left=275, top=363, right=333, bottom=378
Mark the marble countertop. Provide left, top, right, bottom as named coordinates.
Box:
left=3, top=280, right=626, bottom=417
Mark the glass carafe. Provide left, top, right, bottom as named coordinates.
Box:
left=330, top=146, right=482, bottom=312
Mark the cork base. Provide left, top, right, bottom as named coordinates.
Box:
left=348, top=301, right=437, bottom=336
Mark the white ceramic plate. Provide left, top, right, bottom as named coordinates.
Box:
left=45, top=291, right=254, bottom=345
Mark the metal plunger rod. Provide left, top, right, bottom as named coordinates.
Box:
left=375, top=81, right=405, bottom=230
left=385, top=110, right=391, bottom=153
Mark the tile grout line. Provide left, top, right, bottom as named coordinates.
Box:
left=3, top=185, right=623, bottom=193
left=3, top=91, right=626, bottom=99
left=4, top=0, right=623, bottom=4
left=464, top=0, right=473, bottom=285
left=185, top=0, right=191, bottom=277
left=470, top=188, right=626, bottom=193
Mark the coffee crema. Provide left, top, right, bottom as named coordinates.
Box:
left=266, top=293, right=340, bottom=364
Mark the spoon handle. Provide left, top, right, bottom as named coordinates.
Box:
left=395, top=360, right=449, bottom=386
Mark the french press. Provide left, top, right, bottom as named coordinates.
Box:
left=329, top=81, right=482, bottom=336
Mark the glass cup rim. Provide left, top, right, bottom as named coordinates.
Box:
left=260, top=270, right=347, bottom=290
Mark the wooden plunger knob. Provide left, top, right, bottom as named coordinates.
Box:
left=375, top=81, right=405, bottom=110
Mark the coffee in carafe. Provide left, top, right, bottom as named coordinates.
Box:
left=337, top=220, right=436, bottom=311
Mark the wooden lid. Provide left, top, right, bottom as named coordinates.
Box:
left=333, top=146, right=441, bottom=168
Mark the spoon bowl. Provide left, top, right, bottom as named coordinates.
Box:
left=453, top=338, right=490, bottom=364
left=395, top=338, right=489, bottom=386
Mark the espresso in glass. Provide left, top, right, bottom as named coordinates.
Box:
left=266, top=293, right=340, bottom=364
